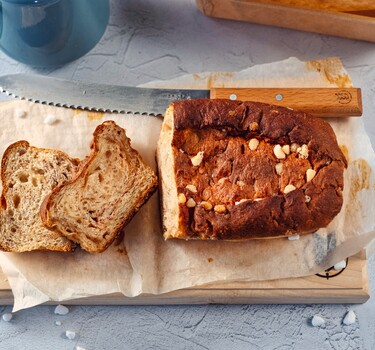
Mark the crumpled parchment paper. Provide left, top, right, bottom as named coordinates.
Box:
left=0, top=57, right=374, bottom=311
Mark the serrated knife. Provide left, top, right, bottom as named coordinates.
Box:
left=0, top=74, right=362, bottom=117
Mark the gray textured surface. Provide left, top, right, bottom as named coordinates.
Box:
left=1, top=0, right=375, bottom=349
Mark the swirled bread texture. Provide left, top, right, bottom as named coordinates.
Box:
left=0, top=141, right=78, bottom=252
left=41, top=121, right=158, bottom=253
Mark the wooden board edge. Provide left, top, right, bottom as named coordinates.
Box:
left=0, top=287, right=369, bottom=306
left=229, top=0, right=375, bottom=16
left=195, top=0, right=375, bottom=42
left=0, top=251, right=370, bottom=306
left=361, top=252, right=370, bottom=296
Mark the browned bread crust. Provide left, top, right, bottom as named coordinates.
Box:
left=158, top=99, right=347, bottom=240
left=40, top=121, right=158, bottom=253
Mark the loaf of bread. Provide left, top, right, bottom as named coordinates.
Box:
left=157, top=99, right=347, bottom=240
left=0, top=141, right=79, bottom=252
left=40, top=121, right=158, bottom=253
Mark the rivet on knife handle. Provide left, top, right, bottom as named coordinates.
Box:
left=210, top=88, right=362, bottom=117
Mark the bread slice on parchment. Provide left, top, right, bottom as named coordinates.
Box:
left=0, top=141, right=79, bottom=252
left=40, top=120, right=158, bottom=253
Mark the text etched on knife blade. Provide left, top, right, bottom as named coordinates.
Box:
left=166, top=93, right=192, bottom=101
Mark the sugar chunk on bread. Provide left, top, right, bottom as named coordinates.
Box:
left=0, top=141, right=78, bottom=252
left=40, top=121, right=158, bottom=253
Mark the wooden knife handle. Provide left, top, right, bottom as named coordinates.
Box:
left=210, top=88, right=362, bottom=117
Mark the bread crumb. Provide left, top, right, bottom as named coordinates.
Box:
left=298, top=144, right=309, bottom=159
left=236, top=180, right=245, bottom=187
left=15, top=109, right=27, bottom=118
left=290, top=143, right=299, bottom=152
left=54, top=304, right=69, bottom=315
left=273, top=145, right=286, bottom=159
left=76, top=346, right=86, bottom=350
left=334, top=260, right=347, bottom=270
left=235, top=199, right=249, bottom=205
left=214, top=204, right=226, bottom=213
left=2, top=313, right=12, bottom=322
left=288, top=234, right=300, bottom=241
left=207, top=257, right=213, bottom=263
left=311, top=315, right=325, bottom=327
left=44, top=114, right=58, bottom=125
left=343, top=310, right=356, bottom=325
left=284, top=184, right=296, bottom=194
left=275, top=163, right=283, bottom=175
left=306, top=169, right=316, bottom=182
left=55, top=321, right=62, bottom=326
left=282, top=145, right=290, bottom=155
left=186, top=184, right=197, bottom=193
left=201, top=201, right=213, bottom=210
left=248, top=138, right=259, bottom=151
left=249, top=122, right=258, bottom=131
left=66, top=330, right=76, bottom=340
left=191, top=151, right=204, bottom=166
left=218, top=177, right=228, bottom=185
left=178, top=193, right=187, bottom=204
left=186, top=198, right=196, bottom=208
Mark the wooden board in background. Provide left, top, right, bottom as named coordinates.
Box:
left=0, top=251, right=369, bottom=305
left=196, top=0, right=375, bottom=42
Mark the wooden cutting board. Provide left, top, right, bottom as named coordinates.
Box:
left=0, top=251, right=369, bottom=305
left=0, top=99, right=369, bottom=305
left=196, top=0, right=375, bottom=42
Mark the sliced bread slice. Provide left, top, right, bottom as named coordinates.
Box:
left=0, top=141, right=79, bottom=252
left=40, top=120, right=158, bottom=253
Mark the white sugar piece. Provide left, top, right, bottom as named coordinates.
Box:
left=55, top=321, right=62, bottom=326
left=2, top=313, right=13, bottom=322
left=76, top=346, right=86, bottom=350
left=311, top=315, right=325, bottom=327
left=288, top=234, right=300, bottom=241
left=334, top=260, right=347, bottom=270
left=44, top=114, right=58, bottom=125
left=15, top=109, right=27, bottom=118
left=191, top=151, right=204, bottom=166
left=343, top=310, right=356, bottom=325
left=54, top=304, right=69, bottom=315
left=66, top=330, right=76, bottom=340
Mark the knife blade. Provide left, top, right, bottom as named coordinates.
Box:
left=0, top=74, right=362, bottom=117
left=0, top=74, right=209, bottom=116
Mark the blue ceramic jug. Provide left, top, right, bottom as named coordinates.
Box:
left=0, top=0, right=109, bottom=67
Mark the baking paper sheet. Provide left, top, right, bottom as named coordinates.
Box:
left=1, top=57, right=375, bottom=311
